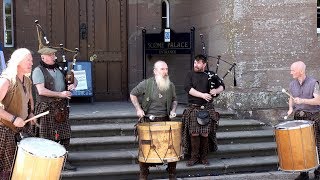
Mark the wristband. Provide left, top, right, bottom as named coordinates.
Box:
left=11, top=115, right=17, bottom=123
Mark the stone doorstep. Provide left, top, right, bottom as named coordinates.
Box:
left=68, top=142, right=276, bottom=162
left=69, top=129, right=275, bottom=146
left=61, top=155, right=278, bottom=178
left=70, top=119, right=267, bottom=132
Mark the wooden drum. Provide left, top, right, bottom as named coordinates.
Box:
left=137, top=121, right=182, bottom=163
left=11, top=137, right=66, bottom=180
left=275, top=120, right=319, bottom=171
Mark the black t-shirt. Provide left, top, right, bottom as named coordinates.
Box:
left=184, top=71, right=224, bottom=105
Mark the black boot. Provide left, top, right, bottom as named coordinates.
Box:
left=167, top=162, right=177, bottom=180
left=64, top=160, right=77, bottom=171
left=186, top=136, right=200, bottom=166
left=200, top=136, right=210, bottom=166
left=139, top=162, right=149, bottom=180
left=294, top=172, right=309, bottom=180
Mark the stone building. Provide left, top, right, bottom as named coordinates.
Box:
left=1, top=0, right=320, bottom=122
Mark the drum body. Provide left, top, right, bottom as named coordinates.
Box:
left=137, top=121, right=182, bottom=163
left=11, top=137, right=66, bottom=180
left=275, top=120, right=319, bottom=171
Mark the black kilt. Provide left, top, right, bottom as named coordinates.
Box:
left=294, top=110, right=320, bottom=158
left=181, top=104, right=219, bottom=158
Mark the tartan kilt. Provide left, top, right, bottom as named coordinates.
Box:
left=34, top=100, right=71, bottom=141
left=181, top=104, right=219, bottom=158
left=0, top=126, right=16, bottom=172
left=294, top=111, right=320, bottom=159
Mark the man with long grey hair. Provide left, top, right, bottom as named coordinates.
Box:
left=0, top=48, right=35, bottom=179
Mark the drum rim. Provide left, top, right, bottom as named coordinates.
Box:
left=18, top=137, right=66, bottom=158
left=275, top=120, right=313, bottom=130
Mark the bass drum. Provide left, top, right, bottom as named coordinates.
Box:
left=137, top=121, right=182, bottom=163
left=11, top=137, right=66, bottom=180
left=275, top=120, right=319, bottom=171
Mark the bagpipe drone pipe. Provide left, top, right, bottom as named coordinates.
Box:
left=199, top=34, right=236, bottom=95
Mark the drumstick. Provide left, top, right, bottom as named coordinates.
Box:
left=281, top=88, right=293, bottom=99
left=25, top=111, right=49, bottom=123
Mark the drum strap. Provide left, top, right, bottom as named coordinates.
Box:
left=0, top=119, right=18, bottom=133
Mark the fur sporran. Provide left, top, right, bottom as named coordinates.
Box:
left=196, top=110, right=210, bottom=125
left=54, top=107, right=67, bottom=123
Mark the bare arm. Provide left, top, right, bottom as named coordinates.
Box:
left=294, top=84, right=320, bottom=106
left=171, top=100, right=178, bottom=113
left=130, top=94, right=145, bottom=118
left=210, top=85, right=224, bottom=96
left=35, top=83, right=71, bottom=99
left=189, top=88, right=212, bottom=102
left=287, top=96, right=294, bottom=116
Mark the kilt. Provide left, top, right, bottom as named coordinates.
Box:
left=35, top=99, right=71, bottom=140
left=294, top=110, right=320, bottom=158
left=0, top=126, right=16, bottom=172
left=181, top=104, right=219, bottom=158
left=0, top=121, right=34, bottom=172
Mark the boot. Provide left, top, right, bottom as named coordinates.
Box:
left=64, top=160, right=77, bottom=171
left=200, top=136, right=210, bottom=165
left=167, top=162, right=177, bottom=180
left=186, top=136, right=200, bottom=166
left=139, top=162, right=149, bottom=180
left=315, top=167, right=320, bottom=180
left=294, top=172, right=309, bottom=180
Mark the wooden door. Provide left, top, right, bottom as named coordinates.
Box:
left=49, top=0, right=128, bottom=101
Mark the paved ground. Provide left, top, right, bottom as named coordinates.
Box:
left=177, top=171, right=305, bottom=180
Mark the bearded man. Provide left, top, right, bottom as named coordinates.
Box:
left=130, top=60, right=178, bottom=180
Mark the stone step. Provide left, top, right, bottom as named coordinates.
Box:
left=69, top=129, right=274, bottom=151
left=68, top=142, right=276, bottom=166
left=71, top=119, right=268, bottom=138
left=61, top=155, right=279, bottom=180
left=69, top=110, right=237, bottom=125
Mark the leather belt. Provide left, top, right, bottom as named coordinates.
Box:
left=189, top=103, right=214, bottom=109
left=144, top=116, right=169, bottom=122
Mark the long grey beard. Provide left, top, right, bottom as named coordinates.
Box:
left=155, top=75, right=170, bottom=91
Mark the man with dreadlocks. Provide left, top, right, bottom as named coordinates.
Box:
left=182, top=54, right=224, bottom=167
left=0, top=48, right=35, bottom=179
left=32, top=46, right=77, bottom=171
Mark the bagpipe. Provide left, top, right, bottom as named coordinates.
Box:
left=199, top=34, right=237, bottom=91
left=35, top=20, right=79, bottom=82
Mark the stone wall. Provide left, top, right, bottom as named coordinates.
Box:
left=187, top=0, right=320, bottom=122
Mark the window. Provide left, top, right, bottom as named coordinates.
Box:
left=3, top=0, right=14, bottom=47
left=161, top=0, right=170, bottom=29
left=318, top=0, right=320, bottom=33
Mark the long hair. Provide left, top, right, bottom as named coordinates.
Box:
left=1, top=48, right=32, bottom=84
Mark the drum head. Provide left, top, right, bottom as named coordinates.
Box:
left=275, top=120, right=313, bottom=130
left=18, top=137, right=66, bottom=158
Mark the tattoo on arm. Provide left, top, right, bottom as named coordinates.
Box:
left=314, top=83, right=320, bottom=96
left=171, top=101, right=178, bottom=111
left=131, top=98, right=142, bottom=110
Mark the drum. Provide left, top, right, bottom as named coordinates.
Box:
left=274, top=120, right=319, bottom=171
left=11, top=137, right=66, bottom=180
left=137, top=121, right=182, bottom=163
